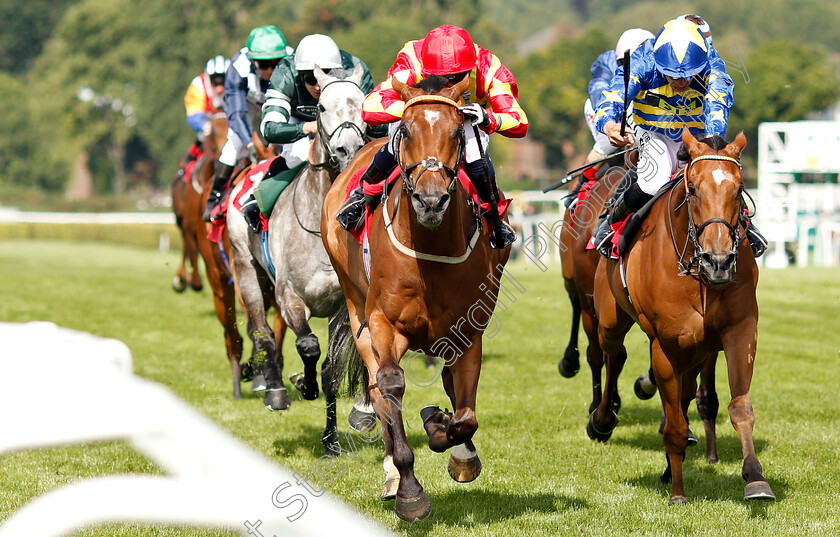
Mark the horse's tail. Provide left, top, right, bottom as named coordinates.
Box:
left=327, top=304, right=369, bottom=404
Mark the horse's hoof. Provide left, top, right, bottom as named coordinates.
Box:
left=251, top=373, right=266, bottom=392
left=448, top=447, right=482, bottom=483
left=668, top=495, right=688, bottom=505
left=290, top=373, right=319, bottom=400
left=323, top=440, right=341, bottom=458
left=634, top=374, right=657, bottom=400
left=687, top=429, right=698, bottom=447
left=586, top=411, right=618, bottom=442
left=420, top=405, right=452, bottom=453
left=558, top=353, right=580, bottom=378
left=744, top=480, right=775, bottom=500
left=348, top=406, right=377, bottom=433
left=381, top=476, right=399, bottom=500
left=240, top=362, right=254, bottom=383
left=172, top=276, right=187, bottom=293
left=264, top=388, right=291, bottom=411
left=394, top=492, right=431, bottom=522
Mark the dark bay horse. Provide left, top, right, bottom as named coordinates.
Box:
left=228, top=66, right=369, bottom=454
left=590, top=130, right=774, bottom=504
left=322, top=75, right=510, bottom=521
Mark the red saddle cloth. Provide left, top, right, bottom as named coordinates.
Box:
left=343, top=167, right=511, bottom=244
left=568, top=179, right=597, bottom=225
left=207, top=158, right=275, bottom=243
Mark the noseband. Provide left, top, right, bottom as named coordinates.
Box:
left=308, top=79, right=370, bottom=170
left=396, top=95, right=465, bottom=197
left=672, top=154, right=745, bottom=277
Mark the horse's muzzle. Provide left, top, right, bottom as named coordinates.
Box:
left=412, top=192, right=451, bottom=228
left=698, top=250, right=738, bottom=285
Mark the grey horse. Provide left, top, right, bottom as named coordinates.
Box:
left=227, top=65, right=371, bottom=455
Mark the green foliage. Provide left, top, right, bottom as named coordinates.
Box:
left=0, top=0, right=79, bottom=73
left=514, top=28, right=612, bottom=169
left=729, top=40, right=840, bottom=144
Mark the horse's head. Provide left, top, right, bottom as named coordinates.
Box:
left=392, top=74, right=470, bottom=229
left=312, top=64, right=368, bottom=172
left=681, top=129, right=748, bottom=285
left=203, top=106, right=229, bottom=158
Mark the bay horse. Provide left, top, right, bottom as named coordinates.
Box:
left=589, top=130, right=774, bottom=503
left=322, top=74, right=510, bottom=521
left=228, top=65, right=369, bottom=454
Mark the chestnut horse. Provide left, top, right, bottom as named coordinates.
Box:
left=322, top=75, right=510, bottom=521
left=589, top=130, right=774, bottom=503
left=169, top=109, right=228, bottom=293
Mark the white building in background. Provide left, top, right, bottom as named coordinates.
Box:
left=756, top=120, right=840, bottom=267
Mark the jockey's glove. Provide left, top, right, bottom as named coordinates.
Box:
left=459, top=103, right=490, bottom=127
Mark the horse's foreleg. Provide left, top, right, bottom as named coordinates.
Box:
left=231, top=245, right=288, bottom=410
left=696, top=352, right=719, bottom=463
left=278, top=288, right=319, bottom=400
left=581, top=309, right=609, bottom=415
left=186, top=228, right=203, bottom=291
left=651, top=339, right=689, bottom=504
left=209, top=271, right=243, bottom=399
left=723, top=325, right=775, bottom=500
left=441, top=337, right=482, bottom=483
left=369, top=318, right=429, bottom=522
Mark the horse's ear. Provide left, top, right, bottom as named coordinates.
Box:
left=391, top=76, right=408, bottom=99
left=313, top=66, right=328, bottom=87
left=724, top=131, right=747, bottom=159
left=451, top=75, right=471, bottom=100
left=350, top=63, right=364, bottom=84
left=681, top=128, right=701, bottom=156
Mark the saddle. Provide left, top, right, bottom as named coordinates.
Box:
left=613, top=173, right=683, bottom=258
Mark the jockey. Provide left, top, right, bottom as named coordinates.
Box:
left=234, top=34, right=384, bottom=232
left=203, top=25, right=294, bottom=222
left=567, top=28, right=654, bottom=209
left=335, top=24, right=528, bottom=248
left=591, top=18, right=767, bottom=258
left=182, top=55, right=228, bottom=167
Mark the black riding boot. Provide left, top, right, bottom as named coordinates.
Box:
left=466, top=160, right=516, bottom=249
left=745, top=220, right=767, bottom=257
left=336, top=145, right=395, bottom=231
left=203, top=162, right=234, bottom=222
left=241, top=196, right=262, bottom=233
left=592, top=181, right=652, bottom=258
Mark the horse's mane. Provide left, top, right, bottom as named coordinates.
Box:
left=413, top=75, right=448, bottom=93
left=677, top=134, right=728, bottom=162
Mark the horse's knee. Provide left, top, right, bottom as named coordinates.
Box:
left=376, top=365, right=405, bottom=399
left=446, top=408, right=477, bottom=445
left=295, top=333, right=321, bottom=362
left=696, top=389, right=719, bottom=421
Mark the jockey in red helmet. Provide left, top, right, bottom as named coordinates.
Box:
left=336, top=24, right=528, bottom=248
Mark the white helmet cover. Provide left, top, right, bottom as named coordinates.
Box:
left=615, top=28, right=655, bottom=60
left=294, top=34, right=342, bottom=71
left=206, top=55, right=229, bottom=76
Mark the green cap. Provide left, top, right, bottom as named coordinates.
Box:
left=246, top=25, right=288, bottom=60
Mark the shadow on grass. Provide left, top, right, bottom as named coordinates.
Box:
left=625, top=458, right=786, bottom=507
left=394, top=488, right=586, bottom=535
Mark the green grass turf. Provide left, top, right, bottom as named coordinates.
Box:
left=1, top=239, right=839, bottom=536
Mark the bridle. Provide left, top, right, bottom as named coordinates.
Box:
left=381, top=93, right=483, bottom=265
left=669, top=154, right=747, bottom=277
left=306, top=79, right=371, bottom=170
left=395, top=95, right=465, bottom=197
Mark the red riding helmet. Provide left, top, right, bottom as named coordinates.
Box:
left=420, top=25, right=477, bottom=77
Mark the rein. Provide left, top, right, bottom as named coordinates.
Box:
left=669, top=154, right=746, bottom=277
left=380, top=94, right=482, bottom=264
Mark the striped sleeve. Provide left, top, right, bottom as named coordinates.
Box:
left=474, top=45, right=528, bottom=138
left=362, top=41, right=423, bottom=125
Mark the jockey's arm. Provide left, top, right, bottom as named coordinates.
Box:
left=224, top=61, right=253, bottom=143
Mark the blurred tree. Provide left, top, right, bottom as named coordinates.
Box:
left=0, top=0, right=80, bottom=74
left=513, top=27, right=612, bottom=170
left=729, top=40, right=840, bottom=156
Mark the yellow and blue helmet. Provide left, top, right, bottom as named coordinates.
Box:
left=653, top=19, right=709, bottom=79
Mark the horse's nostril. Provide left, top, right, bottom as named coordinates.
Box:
left=337, top=147, right=348, bottom=156
left=437, top=194, right=450, bottom=210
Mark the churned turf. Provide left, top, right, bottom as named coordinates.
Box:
left=1, top=239, right=838, bottom=536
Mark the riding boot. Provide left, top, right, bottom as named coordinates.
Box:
left=241, top=195, right=262, bottom=233
left=203, top=162, right=234, bottom=222
left=592, top=181, right=652, bottom=258
left=745, top=219, right=767, bottom=257
left=336, top=145, right=395, bottom=231
left=466, top=160, right=516, bottom=249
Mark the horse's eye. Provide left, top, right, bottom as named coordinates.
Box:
left=318, top=104, right=326, bottom=113
left=687, top=183, right=696, bottom=197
